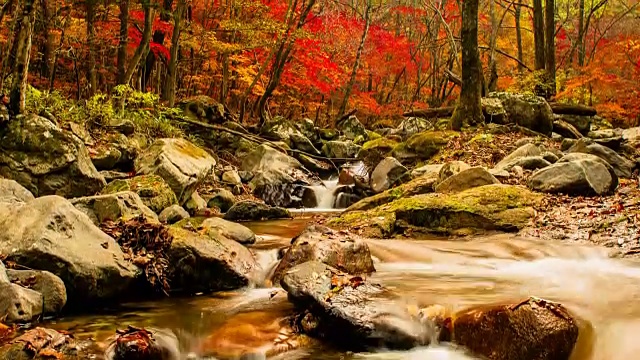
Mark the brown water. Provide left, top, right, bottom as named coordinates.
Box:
left=44, top=216, right=640, bottom=359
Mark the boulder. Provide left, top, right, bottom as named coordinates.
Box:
left=207, top=188, right=235, bottom=212
left=453, top=297, right=578, bottom=360
left=0, top=114, right=105, bottom=198
left=71, top=191, right=158, bottom=225
left=158, top=205, right=190, bottom=224
left=560, top=138, right=577, bottom=151
left=322, top=140, right=361, bottom=159
left=435, top=167, right=500, bottom=193
left=330, top=185, right=540, bottom=237
left=90, top=133, right=139, bottom=171
left=167, top=227, right=260, bottom=293
left=135, top=138, right=216, bottom=204
left=100, top=170, right=131, bottom=182
left=179, top=95, right=229, bottom=123
left=486, top=92, right=554, bottom=135
left=481, top=97, right=507, bottom=124
left=541, top=152, right=559, bottom=164
left=223, top=201, right=291, bottom=221
left=411, top=164, right=444, bottom=179
left=290, top=133, right=321, bottom=155
left=200, top=217, right=256, bottom=245
left=184, top=191, right=208, bottom=214
left=528, top=153, right=618, bottom=195
left=338, top=115, right=368, bottom=141
left=0, top=283, right=43, bottom=324
left=0, top=178, right=34, bottom=203
left=394, top=131, right=457, bottom=161
left=499, top=156, right=552, bottom=171
left=395, top=117, right=433, bottom=138
left=282, top=261, right=431, bottom=350
left=437, top=161, right=471, bottom=184
left=242, top=145, right=314, bottom=208
left=556, top=114, right=592, bottom=135
left=370, top=157, right=408, bottom=193
left=495, top=143, right=542, bottom=170
left=102, top=175, right=178, bottom=214
left=260, top=117, right=320, bottom=154
left=296, top=118, right=321, bottom=145
left=357, top=138, right=399, bottom=173
left=271, top=225, right=375, bottom=284
left=567, top=138, right=634, bottom=178
left=6, top=269, right=66, bottom=314
left=590, top=129, right=622, bottom=139
left=222, top=170, right=242, bottom=185
left=0, top=196, right=137, bottom=303
left=295, top=153, right=334, bottom=177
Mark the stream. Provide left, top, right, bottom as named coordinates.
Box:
left=43, top=215, right=640, bottom=359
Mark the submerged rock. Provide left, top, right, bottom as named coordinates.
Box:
left=71, top=191, right=158, bottom=225
left=105, top=326, right=181, bottom=360
left=271, top=225, right=375, bottom=284
left=282, top=261, right=432, bottom=350
left=0, top=114, right=106, bottom=198
left=135, top=138, right=216, bottom=204
left=102, top=175, right=178, bottom=214
left=0, top=196, right=137, bottom=303
left=434, top=167, right=500, bottom=194
left=370, top=157, right=408, bottom=193
left=224, top=201, right=291, bottom=221
left=453, top=297, right=579, bottom=360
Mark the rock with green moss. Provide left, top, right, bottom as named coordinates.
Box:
left=358, top=138, right=399, bottom=173
left=370, top=157, right=408, bottom=193
left=223, top=200, right=291, bottom=221
left=200, top=217, right=256, bottom=245
left=0, top=114, right=106, bottom=198
left=345, top=172, right=439, bottom=212
left=434, top=167, right=500, bottom=194
left=486, top=92, right=554, bottom=135
left=261, top=116, right=319, bottom=154
left=494, top=143, right=542, bottom=171
left=338, top=115, right=368, bottom=141
left=481, top=97, right=507, bottom=123
left=90, top=133, right=140, bottom=171
left=207, top=188, right=235, bottom=212
left=167, top=227, right=260, bottom=293
left=158, top=204, right=189, bottom=224
left=135, top=138, right=216, bottom=204
left=393, top=131, right=457, bottom=161
left=102, top=175, right=178, bottom=213
left=319, top=128, right=338, bottom=140
left=331, top=184, right=540, bottom=237
left=71, top=191, right=159, bottom=225
left=322, top=140, right=361, bottom=159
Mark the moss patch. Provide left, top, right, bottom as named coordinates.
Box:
left=102, top=175, right=177, bottom=213
left=361, top=137, right=399, bottom=151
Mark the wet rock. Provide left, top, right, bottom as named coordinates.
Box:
left=184, top=191, right=207, bottom=215
left=395, top=131, right=457, bottom=161
left=200, top=217, right=256, bottom=245
left=224, top=201, right=291, bottom=221
left=528, top=153, right=618, bottom=196
left=0, top=114, right=106, bottom=198
left=158, top=205, right=190, bottom=224
left=437, top=161, right=471, bottom=184
left=495, top=143, right=542, bottom=170
left=282, top=261, right=431, bottom=350
left=0, top=196, right=137, bottom=303
left=102, top=175, right=178, bottom=214
left=271, top=225, right=375, bottom=284
left=0, top=282, right=43, bottom=323
left=486, top=92, right=554, bottom=135
left=0, top=327, right=92, bottom=359
left=105, top=326, right=181, bottom=360
left=322, top=140, right=361, bottom=159
left=0, top=178, right=34, bottom=203
left=338, top=115, right=368, bottom=141
left=242, top=145, right=314, bottom=208
left=370, top=157, right=408, bottom=193
left=135, top=138, right=216, bottom=204
left=500, top=156, right=552, bottom=171
left=556, top=114, right=592, bottom=135
left=453, top=297, right=579, bottom=360
left=339, top=168, right=355, bottom=185
left=435, top=167, right=500, bottom=194
left=71, top=191, right=158, bottom=225
left=167, top=227, right=260, bottom=293
left=207, top=188, right=236, bottom=212
left=567, top=138, right=634, bottom=178
left=6, top=269, right=66, bottom=314
left=395, top=117, right=433, bottom=138
left=411, top=164, right=444, bottom=179
left=331, top=184, right=540, bottom=237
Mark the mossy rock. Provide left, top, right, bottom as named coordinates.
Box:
left=102, top=174, right=177, bottom=213
left=361, top=137, right=399, bottom=152
left=358, top=138, right=400, bottom=173
left=393, top=131, right=458, bottom=162
left=329, top=184, right=540, bottom=237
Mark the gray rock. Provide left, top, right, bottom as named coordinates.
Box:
left=290, top=132, right=321, bottom=155
left=222, top=170, right=242, bottom=185
left=0, top=178, right=35, bottom=203
left=481, top=97, right=507, bottom=124
left=272, top=225, right=375, bottom=284
left=158, top=205, right=190, bottom=224
left=567, top=138, right=634, bottom=178
left=135, top=138, right=216, bottom=204
left=528, top=153, right=618, bottom=195
left=296, top=118, right=320, bottom=145
left=0, top=282, right=43, bottom=323
left=487, top=92, right=554, bottom=135
left=0, top=261, right=8, bottom=283
left=500, top=156, right=552, bottom=171
left=338, top=115, right=368, bottom=141
left=590, top=129, right=622, bottom=139
left=0, top=196, right=137, bottom=303
left=71, top=191, right=158, bottom=225
left=184, top=191, right=207, bottom=214
left=6, top=269, right=66, bottom=314
left=282, top=261, right=432, bottom=350
left=556, top=114, right=592, bottom=135
left=167, top=227, right=260, bottom=293
left=370, top=157, right=408, bottom=193
left=200, top=217, right=256, bottom=245
left=561, top=138, right=577, bottom=151
left=0, top=114, right=105, bottom=198
left=322, top=141, right=361, bottom=159
left=207, top=188, right=236, bottom=212
left=511, top=165, right=524, bottom=178
left=438, top=161, right=471, bottom=184
left=495, top=143, right=542, bottom=170
left=410, top=164, right=444, bottom=179
left=541, top=152, right=560, bottom=164
left=395, top=118, right=433, bottom=138
left=223, top=201, right=291, bottom=221
left=90, top=146, right=122, bottom=170
left=435, top=167, right=500, bottom=193
left=100, top=170, right=131, bottom=182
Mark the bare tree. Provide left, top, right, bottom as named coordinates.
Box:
left=164, top=0, right=186, bottom=107
left=533, top=0, right=545, bottom=70
left=8, top=0, right=38, bottom=115
left=545, top=0, right=556, bottom=97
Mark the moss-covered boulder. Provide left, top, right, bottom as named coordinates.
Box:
left=0, top=114, right=106, bottom=198
left=102, top=175, right=178, bottom=213
left=71, top=191, right=159, bottom=225
left=330, top=184, right=540, bottom=237
left=322, top=140, right=361, bottom=159
left=357, top=137, right=399, bottom=173
left=261, top=116, right=320, bottom=154
left=486, top=92, right=554, bottom=136
left=223, top=200, right=291, bottom=221
left=337, top=115, right=368, bottom=141
left=393, top=131, right=458, bottom=162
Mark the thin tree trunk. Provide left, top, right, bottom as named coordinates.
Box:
left=116, top=0, right=129, bottom=84
left=533, top=0, right=545, bottom=70
left=86, top=0, right=97, bottom=96
left=487, top=0, right=498, bottom=92
left=577, top=0, right=585, bottom=65
left=9, top=0, right=37, bottom=115
left=120, top=1, right=154, bottom=86
left=142, top=0, right=172, bottom=91
left=40, top=0, right=54, bottom=78
left=515, top=0, right=524, bottom=73
left=545, top=0, right=556, bottom=98
left=164, top=0, right=184, bottom=107
left=449, top=0, right=483, bottom=130
left=49, top=11, right=71, bottom=91
left=338, top=0, right=371, bottom=118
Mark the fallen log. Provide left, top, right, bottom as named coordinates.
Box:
left=553, top=120, right=583, bottom=139
left=403, top=106, right=455, bottom=119
left=550, top=103, right=597, bottom=116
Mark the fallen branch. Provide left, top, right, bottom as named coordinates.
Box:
left=553, top=120, right=583, bottom=139
left=549, top=103, right=597, bottom=116
left=403, top=106, right=455, bottom=119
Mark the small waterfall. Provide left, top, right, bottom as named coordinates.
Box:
left=306, top=178, right=340, bottom=209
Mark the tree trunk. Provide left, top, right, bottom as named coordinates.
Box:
left=514, top=0, right=524, bottom=74
left=338, top=0, right=371, bottom=118
left=120, top=0, right=154, bottom=86
left=449, top=0, right=483, bottom=130
left=40, top=0, right=54, bottom=78
left=164, top=0, right=185, bottom=107
left=86, top=0, right=97, bottom=95
left=142, top=0, right=172, bottom=91
left=117, top=0, right=129, bottom=84
left=487, top=0, right=498, bottom=92
left=577, top=0, right=585, bottom=65
left=545, top=0, right=556, bottom=98
left=9, top=0, right=37, bottom=115
left=533, top=0, right=545, bottom=71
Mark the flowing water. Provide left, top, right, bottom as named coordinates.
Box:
left=43, top=216, right=640, bottom=359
